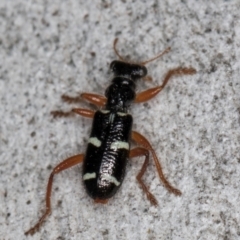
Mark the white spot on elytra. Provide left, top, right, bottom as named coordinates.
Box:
left=110, top=141, right=129, bottom=150
left=101, top=174, right=120, bottom=186
left=101, top=110, right=110, bottom=114
left=88, top=137, right=101, bottom=147
left=83, top=172, right=96, bottom=180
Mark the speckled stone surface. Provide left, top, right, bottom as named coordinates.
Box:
left=1, top=1, right=240, bottom=239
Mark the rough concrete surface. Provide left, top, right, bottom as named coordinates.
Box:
left=0, top=1, right=240, bottom=240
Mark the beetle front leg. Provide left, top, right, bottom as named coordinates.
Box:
left=25, top=154, right=84, bottom=236
left=134, top=67, right=196, bottom=103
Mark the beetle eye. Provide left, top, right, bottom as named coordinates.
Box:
left=110, top=61, right=117, bottom=72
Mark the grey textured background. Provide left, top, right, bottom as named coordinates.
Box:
left=1, top=1, right=240, bottom=240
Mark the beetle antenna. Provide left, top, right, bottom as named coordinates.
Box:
left=113, top=38, right=171, bottom=65
left=140, top=47, right=171, bottom=65
left=113, top=38, right=125, bottom=61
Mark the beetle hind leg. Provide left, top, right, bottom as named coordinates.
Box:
left=131, top=131, right=182, bottom=196
left=129, top=147, right=158, bottom=206
left=25, top=154, right=84, bottom=235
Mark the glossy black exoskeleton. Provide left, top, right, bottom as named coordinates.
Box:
left=83, top=61, right=147, bottom=200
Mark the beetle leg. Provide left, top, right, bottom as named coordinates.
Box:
left=61, top=93, right=107, bottom=107
left=51, top=110, right=74, bottom=118
left=52, top=92, right=106, bottom=118
left=134, top=67, right=196, bottom=103
left=72, top=108, right=95, bottom=118
left=25, top=154, right=84, bottom=236
left=81, top=93, right=107, bottom=107
left=131, top=131, right=182, bottom=196
left=51, top=108, right=95, bottom=118
left=61, top=94, right=82, bottom=104
left=129, top=147, right=158, bottom=206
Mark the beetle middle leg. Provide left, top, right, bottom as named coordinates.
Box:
left=81, top=93, right=107, bottom=107
left=131, top=131, right=182, bottom=196
left=51, top=92, right=106, bottom=118
left=51, top=108, right=95, bottom=118
left=61, top=94, right=82, bottom=103
left=72, top=108, right=95, bottom=118
left=61, top=93, right=107, bottom=106
left=25, top=154, right=84, bottom=236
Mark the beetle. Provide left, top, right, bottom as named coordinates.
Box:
left=25, top=39, right=196, bottom=235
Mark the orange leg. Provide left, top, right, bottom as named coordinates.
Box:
left=72, top=108, right=95, bottom=118
left=25, top=154, right=84, bottom=236
left=51, top=108, right=95, bottom=118
left=61, top=94, right=82, bottom=104
left=51, top=110, right=74, bottom=118
left=131, top=131, right=181, bottom=196
left=134, top=67, right=196, bottom=103
left=129, top=147, right=158, bottom=206
left=81, top=93, right=107, bottom=107
left=51, top=92, right=106, bottom=118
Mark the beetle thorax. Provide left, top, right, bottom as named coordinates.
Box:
left=105, top=77, right=136, bottom=112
